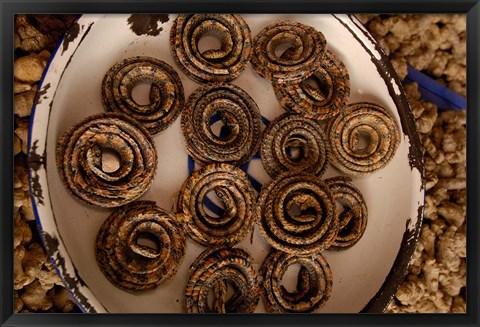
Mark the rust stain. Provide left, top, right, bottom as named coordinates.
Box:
left=34, top=82, right=51, bottom=105
left=41, top=231, right=95, bottom=312
left=62, top=21, right=81, bottom=55
left=63, top=22, right=94, bottom=73
left=127, top=14, right=169, bottom=36
left=28, top=140, right=46, bottom=205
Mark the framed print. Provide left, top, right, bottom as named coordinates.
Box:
left=1, top=1, right=478, bottom=326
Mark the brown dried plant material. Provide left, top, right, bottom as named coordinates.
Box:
left=14, top=81, right=33, bottom=94
left=395, top=281, right=425, bottom=306
left=14, top=291, right=24, bottom=313
left=15, top=14, right=76, bottom=53
left=22, top=243, right=47, bottom=280
left=431, top=290, right=452, bottom=313
left=358, top=14, right=466, bottom=96
left=424, top=171, right=438, bottom=191
left=436, top=226, right=462, bottom=272
left=48, top=287, right=76, bottom=313
left=14, top=89, right=36, bottom=118
left=407, top=241, right=425, bottom=276
left=451, top=295, right=466, bottom=313
left=15, top=15, right=52, bottom=53
left=420, top=225, right=436, bottom=257
left=437, top=202, right=465, bottom=227
left=20, top=280, right=53, bottom=312
left=14, top=52, right=49, bottom=84
left=439, top=260, right=466, bottom=297
left=14, top=135, right=22, bottom=156
left=430, top=218, right=448, bottom=236
left=21, top=191, right=36, bottom=221
left=14, top=245, right=33, bottom=290
left=14, top=213, right=33, bottom=248
left=14, top=117, right=29, bottom=154
left=423, top=195, right=437, bottom=220
left=14, top=187, right=26, bottom=215
left=434, top=161, right=454, bottom=178
left=410, top=298, right=437, bottom=313
left=37, top=266, right=64, bottom=289
left=421, top=257, right=441, bottom=293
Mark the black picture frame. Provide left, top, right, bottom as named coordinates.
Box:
left=1, top=1, right=479, bottom=326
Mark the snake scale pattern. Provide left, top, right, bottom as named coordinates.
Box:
left=176, top=163, right=256, bottom=246
left=256, top=172, right=339, bottom=255
left=54, top=14, right=403, bottom=313
left=260, top=249, right=333, bottom=313
left=326, top=102, right=400, bottom=175
left=251, top=21, right=327, bottom=83
left=260, top=112, right=330, bottom=178
left=170, top=14, right=252, bottom=83
left=102, top=56, right=185, bottom=135
left=181, top=83, right=263, bottom=166
left=273, top=49, right=351, bottom=121
left=325, top=176, right=368, bottom=250
left=184, top=246, right=261, bottom=313
left=95, top=201, right=186, bottom=292
left=55, top=113, right=157, bottom=208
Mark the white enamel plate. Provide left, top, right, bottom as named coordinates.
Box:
left=28, top=14, right=424, bottom=313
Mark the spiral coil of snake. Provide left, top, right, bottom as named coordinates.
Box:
left=260, top=249, right=333, bottom=313
left=55, top=113, right=157, bottom=208
left=326, top=102, right=400, bottom=175
left=260, top=112, right=330, bottom=178
left=251, top=21, right=326, bottom=83
left=170, top=14, right=252, bottom=83
left=184, top=246, right=261, bottom=313
left=176, top=163, right=256, bottom=246
left=181, top=83, right=263, bottom=166
left=273, top=49, right=350, bottom=121
left=256, top=172, right=339, bottom=255
left=325, top=176, right=368, bottom=250
left=101, top=56, right=185, bottom=135
left=95, top=201, right=186, bottom=292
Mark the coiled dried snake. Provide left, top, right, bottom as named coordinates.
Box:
left=170, top=14, right=252, bottom=83
left=326, top=102, right=400, bottom=175
left=176, top=163, right=256, bottom=246
left=274, top=49, right=350, bottom=121
left=102, top=56, right=185, bottom=135
left=55, top=113, right=157, bottom=208
left=181, top=83, right=263, bottom=166
left=184, top=246, right=261, bottom=313
left=256, top=172, right=339, bottom=255
left=251, top=21, right=326, bottom=83
left=260, top=112, right=329, bottom=178
left=95, top=201, right=186, bottom=292
left=325, top=176, right=368, bottom=250
left=260, top=249, right=333, bottom=313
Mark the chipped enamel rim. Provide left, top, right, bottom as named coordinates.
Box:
left=27, top=14, right=425, bottom=313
